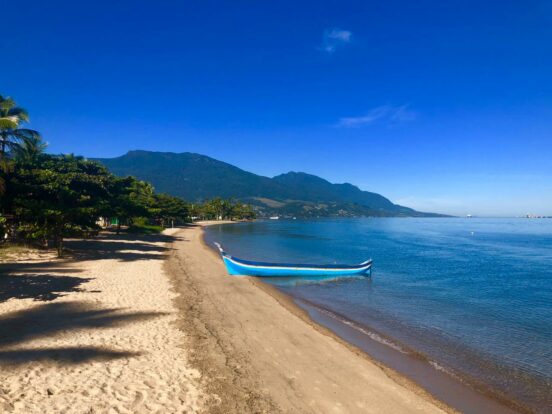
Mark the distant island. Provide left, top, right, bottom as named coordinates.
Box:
left=95, top=150, right=447, bottom=218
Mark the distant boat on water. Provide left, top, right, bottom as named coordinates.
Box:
left=269, top=216, right=280, bottom=220
left=214, top=243, right=372, bottom=277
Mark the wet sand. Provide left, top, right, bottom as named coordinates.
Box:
left=166, top=223, right=451, bottom=413
left=296, top=300, right=523, bottom=414
left=200, top=222, right=537, bottom=414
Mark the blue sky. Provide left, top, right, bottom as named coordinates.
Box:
left=3, top=0, right=552, bottom=216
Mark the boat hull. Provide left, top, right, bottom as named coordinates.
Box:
left=220, top=251, right=372, bottom=277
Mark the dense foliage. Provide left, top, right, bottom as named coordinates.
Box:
left=190, top=198, right=255, bottom=221
left=11, top=154, right=113, bottom=255
left=0, top=96, right=255, bottom=256
left=0, top=95, right=40, bottom=195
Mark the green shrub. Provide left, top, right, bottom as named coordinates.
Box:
left=126, top=224, right=163, bottom=234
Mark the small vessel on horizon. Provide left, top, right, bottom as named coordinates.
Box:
left=214, top=243, right=372, bottom=277
left=269, top=216, right=280, bottom=220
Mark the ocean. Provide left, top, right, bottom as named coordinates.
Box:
left=205, top=218, right=552, bottom=413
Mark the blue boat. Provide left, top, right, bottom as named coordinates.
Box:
left=214, top=243, right=372, bottom=277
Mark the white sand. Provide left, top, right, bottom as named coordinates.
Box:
left=0, top=230, right=204, bottom=413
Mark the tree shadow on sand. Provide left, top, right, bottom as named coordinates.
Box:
left=64, top=231, right=187, bottom=262
left=0, top=347, right=139, bottom=366
left=0, top=274, right=93, bottom=302
left=0, top=231, right=188, bottom=274
left=0, top=231, right=189, bottom=304
left=0, top=231, right=186, bottom=365
left=0, top=301, right=166, bottom=366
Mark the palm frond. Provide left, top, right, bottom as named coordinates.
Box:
left=0, top=117, right=19, bottom=129
left=7, top=107, right=29, bottom=122
left=0, top=96, right=16, bottom=117
left=14, top=135, right=47, bottom=163
left=0, top=140, right=22, bottom=152
left=0, top=96, right=40, bottom=159
left=11, top=128, right=40, bottom=139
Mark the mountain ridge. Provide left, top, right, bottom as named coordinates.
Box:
left=94, top=150, right=446, bottom=218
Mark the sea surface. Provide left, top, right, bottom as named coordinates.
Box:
left=205, top=218, right=552, bottom=413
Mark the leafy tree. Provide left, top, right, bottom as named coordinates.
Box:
left=203, top=197, right=233, bottom=220
left=12, top=154, right=112, bottom=256
left=154, top=193, right=189, bottom=227
left=104, top=176, right=154, bottom=234
left=1, top=137, right=48, bottom=236
left=194, top=198, right=255, bottom=221
left=208, top=198, right=223, bottom=219
left=231, top=202, right=255, bottom=220
left=189, top=203, right=202, bottom=221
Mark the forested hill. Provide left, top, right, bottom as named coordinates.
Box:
left=95, top=151, right=445, bottom=218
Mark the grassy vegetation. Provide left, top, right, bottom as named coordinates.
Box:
left=126, top=224, right=164, bottom=234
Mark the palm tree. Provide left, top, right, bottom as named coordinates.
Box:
left=14, top=134, right=47, bottom=163
left=0, top=95, right=40, bottom=156
left=0, top=95, right=40, bottom=194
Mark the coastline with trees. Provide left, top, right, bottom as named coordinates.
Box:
left=0, top=95, right=450, bottom=414
left=0, top=95, right=255, bottom=257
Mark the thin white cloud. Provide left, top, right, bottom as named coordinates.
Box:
left=319, top=28, right=352, bottom=54
left=327, top=29, right=352, bottom=42
left=337, top=105, right=416, bottom=127
left=390, top=105, right=416, bottom=122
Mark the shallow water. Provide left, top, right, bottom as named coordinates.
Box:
left=205, top=218, right=552, bottom=412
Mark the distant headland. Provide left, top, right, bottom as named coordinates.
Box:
left=95, top=150, right=448, bottom=218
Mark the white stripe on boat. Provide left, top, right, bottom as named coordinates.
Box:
left=224, top=255, right=371, bottom=272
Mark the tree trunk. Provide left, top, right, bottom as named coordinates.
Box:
left=116, top=221, right=121, bottom=235
left=55, top=223, right=64, bottom=257
left=57, top=236, right=63, bottom=257
left=43, top=218, right=49, bottom=247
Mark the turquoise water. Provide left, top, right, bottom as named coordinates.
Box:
left=205, top=218, right=552, bottom=412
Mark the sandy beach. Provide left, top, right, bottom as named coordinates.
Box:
left=0, top=223, right=449, bottom=413
left=0, top=231, right=204, bottom=413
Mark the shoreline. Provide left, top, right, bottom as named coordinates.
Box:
left=0, top=222, right=535, bottom=413
left=200, top=222, right=527, bottom=414
left=246, top=279, right=458, bottom=412
left=246, top=276, right=453, bottom=411
left=166, top=222, right=450, bottom=413
left=290, top=299, right=526, bottom=414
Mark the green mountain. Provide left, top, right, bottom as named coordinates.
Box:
left=95, top=150, right=444, bottom=218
